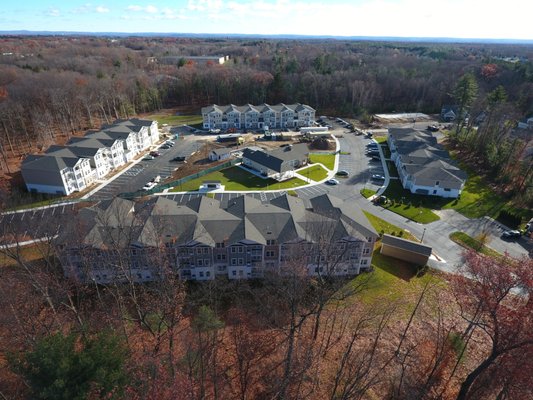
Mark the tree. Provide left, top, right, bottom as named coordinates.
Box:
left=9, top=330, right=129, bottom=400
left=451, top=251, right=533, bottom=400
left=453, top=73, right=478, bottom=137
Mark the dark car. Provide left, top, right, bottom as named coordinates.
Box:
left=501, top=230, right=521, bottom=240
left=170, top=156, right=186, bottom=162
left=149, top=151, right=161, bottom=157
left=371, top=156, right=381, bottom=161
left=336, top=170, right=349, bottom=177
left=427, top=124, right=440, bottom=132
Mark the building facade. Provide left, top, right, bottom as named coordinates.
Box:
left=202, top=103, right=316, bottom=130
left=21, top=119, right=159, bottom=195
left=57, top=194, right=378, bottom=284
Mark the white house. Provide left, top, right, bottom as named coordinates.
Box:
left=209, top=148, right=233, bottom=161
left=388, top=128, right=467, bottom=198
left=21, top=119, right=159, bottom=196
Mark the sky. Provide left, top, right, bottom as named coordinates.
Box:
left=1, top=0, right=533, bottom=40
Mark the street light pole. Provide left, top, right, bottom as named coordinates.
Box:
left=421, top=228, right=427, bottom=243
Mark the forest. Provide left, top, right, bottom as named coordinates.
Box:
left=0, top=35, right=532, bottom=205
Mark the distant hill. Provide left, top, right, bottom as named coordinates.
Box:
left=1, top=30, right=532, bottom=44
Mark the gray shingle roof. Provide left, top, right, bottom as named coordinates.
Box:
left=382, top=234, right=432, bottom=256
left=242, top=143, right=309, bottom=173
left=202, top=103, right=315, bottom=115
left=59, top=193, right=377, bottom=251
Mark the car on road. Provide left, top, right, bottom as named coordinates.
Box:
left=142, top=155, right=155, bottom=161
left=501, top=230, right=521, bottom=240
left=142, top=181, right=157, bottom=191
left=159, top=145, right=171, bottom=150
left=371, top=174, right=385, bottom=181
left=149, top=151, right=161, bottom=157
left=170, top=156, right=186, bottom=162
left=336, top=170, right=349, bottom=177
left=326, top=179, right=339, bottom=185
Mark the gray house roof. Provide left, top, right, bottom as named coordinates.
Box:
left=389, top=128, right=466, bottom=190
left=382, top=234, right=432, bottom=256
left=58, top=193, right=377, bottom=251
left=211, top=148, right=232, bottom=156
left=242, top=143, right=309, bottom=173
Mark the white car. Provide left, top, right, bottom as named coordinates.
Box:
left=142, top=181, right=157, bottom=191
left=372, top=174, right=385, bottom=181
left=326, top=179, right=339, bottom=185
left=152, top=175, right=161, bottom=183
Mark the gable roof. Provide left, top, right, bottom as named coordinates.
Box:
left=382, top=234, right=432, bottom=256
left=242, top=143, right=309, bottom=172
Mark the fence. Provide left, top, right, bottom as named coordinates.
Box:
left=119, top=158, right=241, bottom=199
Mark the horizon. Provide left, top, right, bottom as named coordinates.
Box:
left=2, top=0, right=533, bottom=41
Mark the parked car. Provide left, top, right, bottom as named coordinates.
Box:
left=142, top=181, right=157, bottom=191
left=326, top=179, right=339, bottom=185
left=371, top=174, right=385, bottom=180
left=170, top=156, right=186, bottom=162
left=366, top=143, right=378, bottom=148
left=336, top=170, right=349, bottom=177
left=427, top=124, right=440, bottom=132
left=160, top=145, right=171, bottom=150
left=165, top=140, right=175, bottom=146
left=372, top=195, right=388, bottom=205
left=151, top=175, right=161, bottom=183
left=371, top=156, right=381, bottom=161
left=501, top=230, right=521, bottom=240
left=142, top=155, right=155, bottom=161
left=149, top=151, right=161, bottom=157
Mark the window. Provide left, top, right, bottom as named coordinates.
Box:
left=266, top=250, right=275, bottom=257
left=196, top=248, right=202, bottom=255
left=232, top=259, right=237, bottom=265
left=361, top=259, right=368, bottom=265
left=204, top=259, right=210, bottom=266
left=206, top=271, right=210, bottom=277
left=199, top=271, right=204, bottom=277
left=232, top=270, right=236, bottom=276
left=231, top=247, right=237, bottom=253
left=216, top=254, right=226, bottom=261
left=363, top=248, right=370, bottom=255
left=198, top=259, right=203, bottom=266
left=367, top=237, right=373, bottom=242
left=436, top=181, right=440, bottom=185
left=267, top=239, right=276, bottom=245
left=433, top=190, right=437, bottom=194
left=238, top=258, right=244, bottom=265
left=216, top=242, right=225, bottom=248
left=203, top=248, right=209, bottom=254
left=238, top=247, right=243, bottom=253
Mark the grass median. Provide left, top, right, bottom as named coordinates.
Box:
left=297, top=164, right=328, bottom=182
left=308, top=153, right=336, bottom=170
left=169, top=166, right=307, bottom=192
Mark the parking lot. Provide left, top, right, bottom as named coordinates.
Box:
left=0, top=202, right=77, bottom=242
left=89, top=135, right=200, bottom=200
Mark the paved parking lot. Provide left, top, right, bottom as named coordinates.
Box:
left=0, top=202, right=77, bottom=242
left=89, top=137, right=200, bottom=201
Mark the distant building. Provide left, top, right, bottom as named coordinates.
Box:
left=202, top=103, right=316, bottom=130
left=517, top=116, right=533, bottom=130
left=160, top=55, right=228, bottom=65
left=21, top=119, right=159, bottom=195
left=56, top=194, right=378, bottom=283
left=388, top=128, right=467, bottom=198
left=441, top=105, right=459, bottom=122
left=242, top=143, right=309, bottom=181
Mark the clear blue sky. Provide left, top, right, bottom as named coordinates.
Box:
left=1, top=0, right=532, bottom=39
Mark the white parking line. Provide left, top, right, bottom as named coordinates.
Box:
left=61, top=205, right=65, bottom=214
left=179, top=194, right=184, bottom=202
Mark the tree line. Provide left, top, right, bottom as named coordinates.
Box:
left=1, top=36, right=532, bottom=178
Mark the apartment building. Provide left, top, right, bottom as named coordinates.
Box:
left=388, top=128, right=467, bottom=198
left=202, top=103, right=316, bottom=130
left=57, top=193, right=378, bottom=284
left=21, top=119, right=159, bottom=195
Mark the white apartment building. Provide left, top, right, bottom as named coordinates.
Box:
left=21, top=119, right=159, bottom=196
left=202, top=103, right=316, bottom=130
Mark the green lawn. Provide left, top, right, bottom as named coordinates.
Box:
left=449, top=231, right=502, bottom=258
left=440, top=172, right=531, bottom=223
left=363, top=211, right=418, bottom=242
left=382, top=180, right=440, bottom=224
left=308, top=153, right=336, bottom=170
left=146, top=113, right=203, bottom=126
left=169, top=166, right=307, bottom=192
left=346, top=249, right=441, bottom=307
left=297, top=164, right=329, bottom=182
left=360, top=188, right=377, bottom=198
left=375, top=136, right=388, bottom=144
